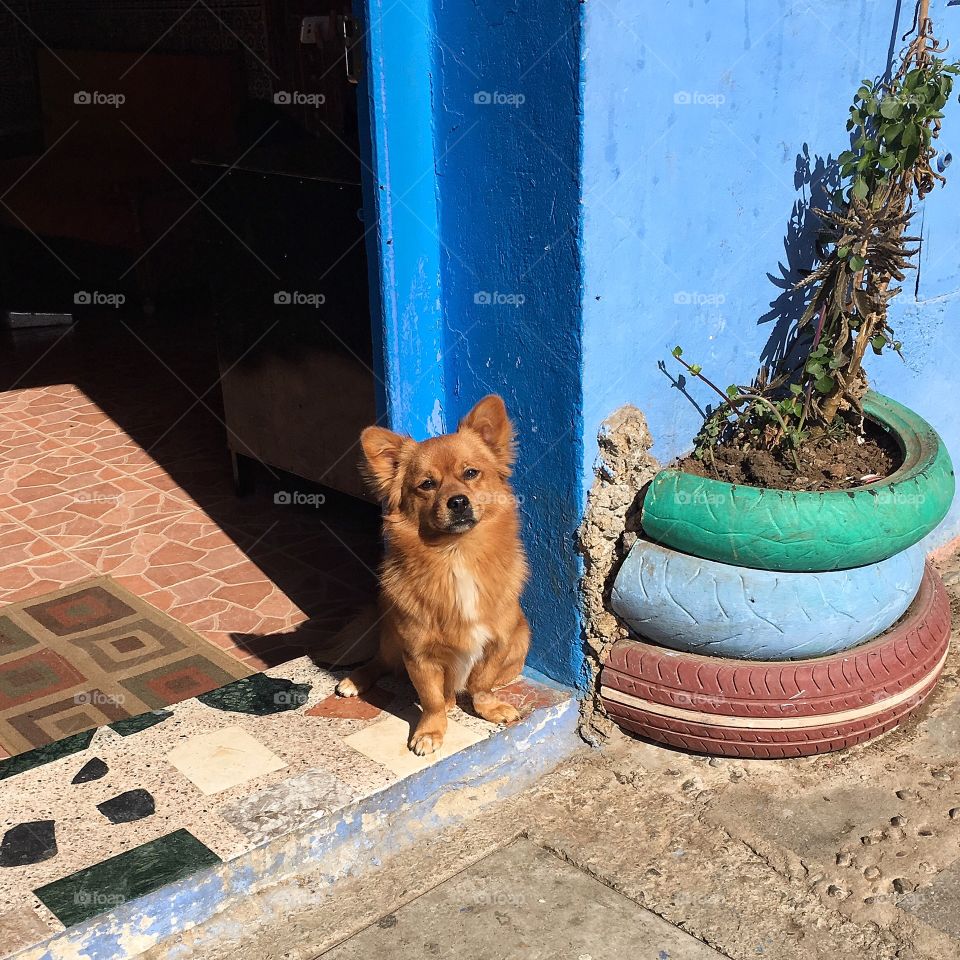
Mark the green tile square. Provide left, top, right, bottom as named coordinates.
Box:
left=109, top=709, right=173, bottom=737
left=0, top=730, right=94, bottom=781
left=0, top=616, right=38, bottom=656
left=34, top=829, right=221, bottom=927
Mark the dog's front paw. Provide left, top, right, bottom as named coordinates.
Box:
left=409, top=730, right=444, bottom=755
left=485, top=702, right=521, bottom=725
left=472, top=693, right=522, bottom=725
left=335, top=677, right=360, bottom=697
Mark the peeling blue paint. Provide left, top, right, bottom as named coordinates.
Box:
left=25, top=701, right=578, bottom=960
left=357, top=0, right=446, bottom=437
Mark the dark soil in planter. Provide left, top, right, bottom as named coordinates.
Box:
left=677, top=420, right=902, bottom=491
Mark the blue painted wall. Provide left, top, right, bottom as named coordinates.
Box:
left=431, top=0, right=587, bottom=686
left=364, top=0, right=958, bottom=692
left=581, top=0, right=960, bottom=546
left=358, top=0, right=446, bottom=438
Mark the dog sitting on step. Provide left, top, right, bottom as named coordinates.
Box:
left=336, top=395, right=530, bottom=755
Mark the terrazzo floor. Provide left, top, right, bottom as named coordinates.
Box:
left=0, top=657, right=568, bottom=955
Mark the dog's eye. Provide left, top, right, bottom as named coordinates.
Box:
left=463, top=468, right=480, bottom=481
left=418, top=478, right=437, bottom=491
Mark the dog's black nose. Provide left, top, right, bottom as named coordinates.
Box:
left=447, top=495, right=470, bottom=514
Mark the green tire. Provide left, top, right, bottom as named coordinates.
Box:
left=640, top=392, right=956, bottom=572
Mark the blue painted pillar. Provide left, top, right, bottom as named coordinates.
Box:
left=357, top=0, right=446, bottom=438
left=358, top=0, right=589, bottom=689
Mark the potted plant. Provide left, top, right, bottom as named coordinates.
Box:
left=601, top=4, right=956, bottom=757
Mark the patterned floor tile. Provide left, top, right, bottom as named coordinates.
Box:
left=0, top=553, right=99, bottom=605
left=0, top=578, right=252, bottom=753
left=0, top=649, right=87, bottom=711
left=0, top=431, right=66, bottom=467
left=0, top=517, right=58, bottom=573
left=165, top=727, right=288, bottom=794
left=67, top=514, right=251, bottom=587
left=6, top=484, right=192, bottom=551
left=0, top=452, right=125, bottom=508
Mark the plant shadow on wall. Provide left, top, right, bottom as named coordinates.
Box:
left=657, top=146, right=843, bottom=428
left=663, top=2, right=958, bottom=491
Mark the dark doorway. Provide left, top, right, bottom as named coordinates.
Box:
left=0, top=1, right=380, bottom=679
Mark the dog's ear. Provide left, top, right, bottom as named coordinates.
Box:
left=459, top=395, right=515, bottom=474
left=360, top=426, right=409, bottom=503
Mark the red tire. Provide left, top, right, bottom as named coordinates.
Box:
left=600, top=562, right=951, bottom=758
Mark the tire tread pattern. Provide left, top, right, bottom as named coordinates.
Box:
left=600, top=565, right=951, bottom=756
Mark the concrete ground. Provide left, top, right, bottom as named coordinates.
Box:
left=154, top=551, right=960, bottom=960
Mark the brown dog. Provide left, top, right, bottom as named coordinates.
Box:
left=336, top=395, right=530, bottom=755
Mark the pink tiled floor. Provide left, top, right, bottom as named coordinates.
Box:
left=0, top=311, right=381, bottom=758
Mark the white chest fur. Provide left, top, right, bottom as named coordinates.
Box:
left=448, top=557, right=491, bottom=688
left=451, top=558, right=481, bottom=621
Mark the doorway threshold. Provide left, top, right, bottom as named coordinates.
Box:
left=0, top=658, right=577, bottom=960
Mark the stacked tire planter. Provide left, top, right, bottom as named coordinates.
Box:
left=601, top=392, right=956, bottom=758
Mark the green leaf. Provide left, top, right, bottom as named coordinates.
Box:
left=789, top=383, right=803, bottom=395
left=672, top=345, right=682, bottom=358
left=814, top=376, right=835, bottom=394
left=726, top=384, right=739, bottom=399
left=838, top=245, right=850, bottom=258
left=849, top=255, right=866, bottom=272
left=884, top=121, right=904, bottom=143
left=689, top=364, right=702, bottom=376
left=880, top=97, right=902, bottom=119
left=852, top=178, right=869, bottom=201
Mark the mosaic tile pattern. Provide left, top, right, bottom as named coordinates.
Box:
left=34, top=829, right=221, bottom=928
left=0, top=578, right=252, bottom=754
left=0, top=654, right=570, bottom=951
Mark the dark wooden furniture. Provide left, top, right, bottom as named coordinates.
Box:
left=197, top=142, right=375, bottom=500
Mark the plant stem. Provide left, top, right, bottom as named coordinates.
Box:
left=736, top=392, right=801, bottom=471
left=673, top=355, right=738, bottom=408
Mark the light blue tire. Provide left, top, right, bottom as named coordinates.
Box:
left=611, top=540, right=925, bottom=660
